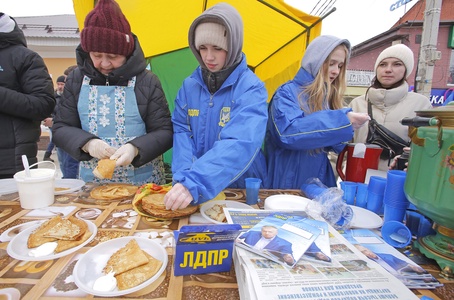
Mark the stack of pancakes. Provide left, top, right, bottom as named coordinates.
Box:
left=28, top=215, right=92, bottom=253
left=141, top=193, right=197, bottom=219
left=104, top=239, right=162, bottom=290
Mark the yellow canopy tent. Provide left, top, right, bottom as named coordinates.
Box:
left=72, top=0, right=322, bottom=162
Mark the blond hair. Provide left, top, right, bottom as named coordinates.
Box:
left=298, top=44, right=349, bottom=113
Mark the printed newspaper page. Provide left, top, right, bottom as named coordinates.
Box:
left=233, top=223, right=420, bottom=300
left=341, top=228, right=442, bottom=289
left=236, top=213, right=321, bottom=268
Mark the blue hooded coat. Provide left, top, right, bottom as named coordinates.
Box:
left=265, top=35, right=354, bottom=189
left=171, top=3, right=268, bottom=204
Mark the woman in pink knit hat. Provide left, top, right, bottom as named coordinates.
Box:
left=52, top=0, right=173, bottom=185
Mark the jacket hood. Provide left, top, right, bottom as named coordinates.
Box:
left=0, top=16, right=27, bottom=49
left=75, top=34, right=146, bottom=85
left=188, top=2, right=243, bottom=70
left=300, top=35, right=350, bottom=78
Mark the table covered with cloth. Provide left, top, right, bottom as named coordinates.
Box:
left=0, top=185, right=451, bottom=300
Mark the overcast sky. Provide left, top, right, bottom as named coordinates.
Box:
left=2, top=0, right=418, bottom=46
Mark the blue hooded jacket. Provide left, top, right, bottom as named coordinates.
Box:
left=265, top=35, right=354, bottom=189
left=171, top=3, right=268, bottom=204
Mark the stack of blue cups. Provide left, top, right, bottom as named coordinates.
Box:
left=355, top=183, right=368, bottom=208
left=383, top=170, right=410, bottom=223
left=340, top=181, right=357, bottom=205
left=366, top=176, right=387, bottom=214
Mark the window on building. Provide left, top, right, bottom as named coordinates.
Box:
left=415, top=34, right=422, bottom=44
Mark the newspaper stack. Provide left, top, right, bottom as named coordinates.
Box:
left=341, top=228, right=443, bottom=290
left=226, top=209, right=422, bottom=300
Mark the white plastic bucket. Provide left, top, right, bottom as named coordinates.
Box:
left=13, top=161, right=56, bottom=209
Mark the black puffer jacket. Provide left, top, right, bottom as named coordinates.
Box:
left=0, top=17, right=55, bottom=177
left=52, top=36, right=173, bottom=167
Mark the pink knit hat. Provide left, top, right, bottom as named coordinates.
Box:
left=80, top=0, right=134, bottom=56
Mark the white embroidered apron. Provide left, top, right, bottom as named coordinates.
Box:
left=78, top=75, right=164, bottom=185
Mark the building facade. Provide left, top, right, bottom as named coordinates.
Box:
left=346, top=0, right=454, bottom=106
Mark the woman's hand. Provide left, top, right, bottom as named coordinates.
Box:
left=389, top=146, right=410, bottom=171
left=164, top=183, right=193, bottom=210
left=82, top=139, right=116, bottom=159
left=347, top=112, right=370, bottom=130
left=110, top=143, right=138, bottom=166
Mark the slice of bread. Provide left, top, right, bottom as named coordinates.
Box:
left=115, top=251, right=163, bottom=290
left=93, top=159, right=116, bottom=179
left=104, top=239, right=149, bottom=275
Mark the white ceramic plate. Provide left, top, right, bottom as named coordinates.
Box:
left=73, top=236, right=167, bottom=297
left=0, top=220, right=45, bottom=242
left=0, top=178, right=18, bottom=195
left=25, top=206, right=77, bottom=218
left=264, top=194, right=311, bottom=211
left=6, top=219, right=97, bottom=261
left=0, top=287, right=21, bottom=300
left=350, top=206, right=383, bottom=229
left=54, top=179, right=86, bottom=195
left=200, top=200, right=253, bottom=224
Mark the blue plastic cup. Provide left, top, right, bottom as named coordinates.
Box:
left=366, top=191, right=383, bottom=214
left=245, top=178, right=261, bottom=205
left=341, top=181, right=357, bottom=205
left=417, top=216, right=436, bottom=238
left=381, top=221, right=412, bottom=248
left=355, top=183, right=368, bottom=208
left=383, top=170, right=409, bottom=207
left=383, top=204, right=407, bottom=223
left=368, top=176, right=387, bottom=195
left=301, top=183, right=327, bottom=199
left=405, top=210, right=421, bottom=236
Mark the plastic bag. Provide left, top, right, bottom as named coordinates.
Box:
left=303, top=178, right=353, bottom=230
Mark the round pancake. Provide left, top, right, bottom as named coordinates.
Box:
left=141, top=194, right=166, bottom=210
left=141, top=193, right=197, bottom=219
left=90, top=184, right=138, bottom=200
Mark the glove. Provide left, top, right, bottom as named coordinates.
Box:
left=82, top=139, right=116, bottom=159
left=110, top=143, right=138, bottom=166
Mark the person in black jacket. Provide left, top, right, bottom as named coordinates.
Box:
left=52, top=0, right=172, bottom=185
left=43, top=75, right=66, bottom=163
left=0, top=13, right=55, bottom=179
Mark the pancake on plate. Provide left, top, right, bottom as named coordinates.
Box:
left=27, top=215, right=91, bottom=252
left=90, top=184, right=138, bottom=200
left=102, top=239, right=162, bottom=290
left=204, top=203, right=227, bottom=223
left=104, top=239, right=149, bottom=275
left=115, top=251, right=163, bottom=290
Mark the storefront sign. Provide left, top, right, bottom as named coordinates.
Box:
left=429, top=88, right=452, bottom=106
left=347, top=70, right=375, bottom=87
left=390, top=0, right=413, bottom=11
